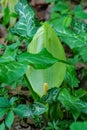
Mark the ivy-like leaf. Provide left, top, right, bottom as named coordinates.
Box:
left=58, top=88, right=87, bottom=120
left=55, top=26, right=87, bottom=49
left=11, top=0, right=40, bottom=39
left=64, top=65, right=80, bottom=88
left=24, top=102, right=47, bottom=117
left=50, top=19, right=87, bottom=49
left=14, top=103, right=47, bottom=118
left=0, top=62, right=27, bottom=84
left=41, top=87, right=61, bottom=103
left=58, top=88, right=80, bottom=120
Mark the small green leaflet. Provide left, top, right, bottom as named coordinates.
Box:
left=0, top=97, right=13, bottom=120
left=0, top=108, right=7, bottom=120
left=5, top=111, right=14, bottom=129
left=11, top=0, right=40, bottom=39
left=13, top=104, right=28, bottom=117
left=0, top=48, right=58, bottom=84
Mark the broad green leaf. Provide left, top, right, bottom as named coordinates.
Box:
left=0, top=42, right=20, bottom=63
left=58, top=88, right=87, bottom=120
left=3, top=42, right=19, bottom=58
left=11, top=0, right=40, bottom=39
left=14, top=103, right=47, bottom=118
left=71, top=19, right=87, bottom=61
left=55, top=26, right=87, bottom=49
left=49, top=19, right=87, bottom=49
left=70, top=122, right=87, bottom=130
left=41, top=87, right=61, bottom=103
left=0, top=48, right=59, bottom=84
left=0, top=122, right=5, bottom=130
left=0, top=41, right=26, bottom=84
left=0, top=62, right=27, bottom=84
left=64, top=19, right=87, bottom=62
left=5, top=111, right=14, bottom=129
left=24, top=102, right=47, bottom=117
left=26, top=23, right=66, bottom=96
left=18, top=48, right=58, bottom=69
left=64, top=65, right=79, bottom=88
left=58, top=88, right=80, bottom=120
left=0, top=56, right=15, bottom=63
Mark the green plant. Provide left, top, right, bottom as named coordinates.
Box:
left=0, top=0, right=66, bottom=129
left=26, top=23, right=66, bottom=97
left=0, top=0, right=87, bottom=129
